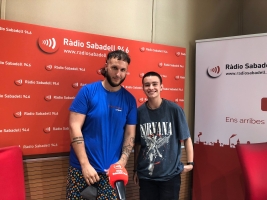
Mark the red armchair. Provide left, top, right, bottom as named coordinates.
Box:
left=0, top=146, right=26, bottom=200
left=236, top=142, right=267, bottom=200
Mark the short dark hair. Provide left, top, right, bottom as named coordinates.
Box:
left=106, top=50, right=131, bottom=64
left=100, top=50, right=131, bottom=77
left=142, top=71, right=162, bottom=84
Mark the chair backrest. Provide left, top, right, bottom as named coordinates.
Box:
left=0, top=146, right=26, bottom=200
left=236, top=142, right=267, bottom=200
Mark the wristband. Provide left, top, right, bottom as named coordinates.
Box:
left=187, top=162, right=194, bottom=166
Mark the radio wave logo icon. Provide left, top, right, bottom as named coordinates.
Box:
left=138, top=98, right=144, bottom=103
left=43, top=127, right=51, bottom=133
left=96, top=69, right=102, bottom=75
left=140, top=47, right=145, bottom=52
left=14, top=111, right=22, bottom=118
left=44, top=95, right=52, bottom=101
left=45, top=65, right=53, bottom=71
left=14, top=79, right=23, bottom=86
left=207, top=65, right=222, bottom=78
left=138, top=97, right=147, bottom=103
left=175, top=76, right=179, bottom=80
left=72, top=82, right=79, bottom=88
left=158, top=63, right=163, bottom=68
left=38, top=37, right=59, bottom=53
left=175, top=52, right=181, bottom=57
left=174, top=98, right=179, bottom=103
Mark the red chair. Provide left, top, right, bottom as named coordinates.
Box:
left=236, top=142, right=267, bottom=200
left=0, top=146, right=26, bottom=200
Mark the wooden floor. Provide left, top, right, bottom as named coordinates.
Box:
left=23, top=149, right=192, bottom=200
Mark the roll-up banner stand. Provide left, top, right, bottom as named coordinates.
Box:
left=0, top=19, right=186, bottom=156
left=193, top=34, right=267, bottom=200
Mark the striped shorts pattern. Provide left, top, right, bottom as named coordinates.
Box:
left=66, top=166, right=118, bottom=200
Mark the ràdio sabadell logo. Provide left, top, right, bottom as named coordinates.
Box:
left=13, top=111, right=22, bottom=118
left=43, top=127, right=51, bottom=133
left=38, top=36, right=59, bottom=53
left=44, top=95, right=52, bottom=101
left=207, top=65, right=222, bottom=78
left=72, top=82, right=79, bottom=88
left=45, top=65, right=53, bottom=71
left=14, top=79, right=23, bottom=86
left=139, top=47, right=145, bottom=52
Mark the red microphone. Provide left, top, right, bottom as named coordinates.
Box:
left=108, top=164, right=128, bottom=200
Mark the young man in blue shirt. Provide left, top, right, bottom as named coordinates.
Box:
left=67, top=50, right=137, bottom=199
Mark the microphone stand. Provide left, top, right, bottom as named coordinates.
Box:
left=115, top=181, right=126, bottom=200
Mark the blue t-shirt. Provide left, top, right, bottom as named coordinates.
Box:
left=69, top=81, right=137, bottom=172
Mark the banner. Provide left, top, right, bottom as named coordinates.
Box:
left=193, top=34, right=267, bottom=200
left=0, top=19, right=186, bottom=155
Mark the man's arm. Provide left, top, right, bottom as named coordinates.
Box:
left=116, top=124, right=136, bottom=167
left=183, top=137, right=194, bottom=172
left=69, top=111, right=99, bottom=185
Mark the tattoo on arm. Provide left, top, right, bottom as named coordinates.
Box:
left=71, top=136, right=84, bottom=145
left=122, top=144, right=132, bottom=156
left=120, top=156, right=127, bottom=162
left=130, top=137, right=135, bottom=144
left=122, top=137, right=135, bottom=158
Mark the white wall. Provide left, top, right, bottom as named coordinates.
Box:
left=151, top=0, right=242, bottom=130
left=4, top=0, right=153, bottom=41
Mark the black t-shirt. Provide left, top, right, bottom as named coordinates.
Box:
left=135, top=99, right=190, bottom=181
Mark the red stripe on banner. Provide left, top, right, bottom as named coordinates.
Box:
left=261, top=98, right=267, bottom=111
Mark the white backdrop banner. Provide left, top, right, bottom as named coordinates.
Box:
left=193, top=33, right=267, bottom=200
left=195, top=34, right=267, bottom=145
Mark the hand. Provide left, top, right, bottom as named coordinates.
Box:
left=81, top=163, right=100, bottom=185
left=133, top=172, right=139, bottom=185
left=181, top=164, right=193, bottom=173
left=106, top=162, right=125, bottom=176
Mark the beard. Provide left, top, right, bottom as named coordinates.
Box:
left=106, top=71, right=126, bottom=87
